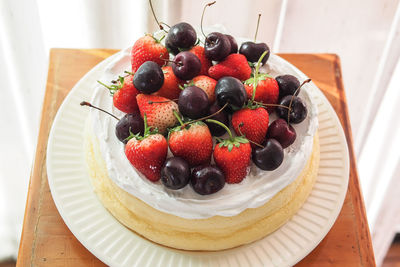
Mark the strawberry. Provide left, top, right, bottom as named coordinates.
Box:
left=98, top=75, right=139, bottom=113
left=131, top=34, right=169, bottom=72
left=191, top=75, right=217, bottom=103
left=243, top=50, right=278, bottom=113
left=189, top=45, right=212, bottom=76
left=125, top=115, right=168, bottom=182
left=136, top=94, right=179, bottom=134
left=244, top=75, right=279, bottom=113
left=154, top=66, right=183, bottom=100
left=207, top=119, right=251, bottom=184
left=231, top=107, right=269, bottom=148
left=169, top=121, right=213, bottom=167
left=208, top=54, right=251, bottom=81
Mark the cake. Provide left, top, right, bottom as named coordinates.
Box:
left=82, top=23, right=319, bottom=251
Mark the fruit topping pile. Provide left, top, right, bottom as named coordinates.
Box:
left=81, top=1, right=311, bottom=196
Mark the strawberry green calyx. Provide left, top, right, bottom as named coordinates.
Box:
left=97, top=76, right=125, bottom=96
left=126, top=114, right=157, bottom=142
left=206, top=119, right=248, bottom=152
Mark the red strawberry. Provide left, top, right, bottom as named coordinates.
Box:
left=245, top=75, right=279, bottom=113
left=154, top=66, right=183, bottom=100
left=208, top=54, right=251, bottom=81
left=189, top=45, right=212, bottom=76
left=131, top=34, right=169, bottom=72
left=207, top=119, right=252, bottom=184
left=191, top=75, right=217, bottom=103
left=136, top=94, right=179, bottom=134
left=231, top=107, right=269, bottom=148
left=125, top=116, right=168, bottom=182
left=98, top=75, right=139, bottom=113
left=169, top=122, right=213, bottom=167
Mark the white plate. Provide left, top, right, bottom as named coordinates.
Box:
left=47, top=52, right=349, bottom=267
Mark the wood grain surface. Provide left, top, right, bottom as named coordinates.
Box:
left=16, top=49, right=375, bottom=266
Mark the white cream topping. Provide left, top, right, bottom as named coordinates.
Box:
left=90, top=32, right=319, bottom=219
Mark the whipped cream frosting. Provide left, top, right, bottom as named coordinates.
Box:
left=90, top=33, right=319, bottom=219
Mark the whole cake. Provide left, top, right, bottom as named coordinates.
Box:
left=82, top=14, right=319, bottom=251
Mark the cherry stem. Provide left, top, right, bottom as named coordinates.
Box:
left=253, top=101, right=291, bottom=110
left=159, top=22, right=171, bottom=29
left=251, top=50, right=269, bottom=101
left=80, top=101, right=119, bottom=121
left=148, top=99, right=178, bottom=104
left=238, top=123, right=263, bottom=148
left=124, top=70, right=134, bottom=75
left=206, top=119, right=233, bottom=140
left=287, top=78, right=312, bottom=123
left=181, top=102, right=228, bottom=129
left=160, top=57, right=182, bottom=66
left=173, top=110, right=184, bottom=126
left=148, top=0, right=167, bottom=33
left=254, top=13, right=261, bottom=42
left=201, top=1, right=216, bottom=38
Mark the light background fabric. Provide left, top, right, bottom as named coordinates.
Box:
left=0, top=0, right=399, bottom=264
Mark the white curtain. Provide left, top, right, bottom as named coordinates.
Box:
left=0, top=0, right=399, bottom=264
left=0, top=0, right=47, bottom=260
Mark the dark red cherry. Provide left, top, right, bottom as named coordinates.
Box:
left=267, top=119, right=296, bottom=148
left=115, top=113, right=144, bottom=144
left=190, top=165, right=225, bottom=195
left=165, top=36, right=180, bottom=55
left=133, top=61, right=164, bottom=93
left=172, top=51, right=201, bottom=80
left=225, top=34, right=238, bottom=54
left=214, top=77, right=247, bottom=112
left=252, top=139, right=284, bottom=171
left=204, top=32, right=231, bottom=61
left=161, top=157, right=190, bottom=190
left=166, top=22, right=197, bottom=50
left=239, top=42, right=269, bottom=65
left=276, top=95, right=307, bottom=124
left=276, top=75, right=300, bottom=99
left=178, top=86, right=209, bottom=119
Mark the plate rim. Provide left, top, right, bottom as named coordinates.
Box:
left=46, top=50, right=350, bottom=267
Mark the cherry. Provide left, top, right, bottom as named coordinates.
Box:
left=252, top=138, right=284, bottom=171
left=178, top=86, right=209, bottom=119
left=80, top=101, right=144, bottom=144
left=215, top=77, right=247, bottom=112
left=276, top=95, right=308, bottom=124
left=225, top=34, right=238, bottom=54
left=199, top=1, right=230, bottom=61
left=239, top=42, right=269, bottom=64
left=161, top=157, right=191, bottom=190
left=172, top=51, right=201, bottom=80
left=205, top=102, right=229, bottom=136
left=165, top=37, right=180, bottom=55
left=276, top=75, right=300, bottom=99
left=133, top=61, right=164, bottom=93
left=204, top=32, right=231, bottom=61
left=190, top=164, right=225, bottom=195
left=239, top=14, right=269, bottom=65
left=166, top=22, right=197, bottom=50
left=116, top=113, right=144, bottom=144
left=266, top=119, right=296, bottom=148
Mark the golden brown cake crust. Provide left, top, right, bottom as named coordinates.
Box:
left=85, top=127, right=319, bottom=251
